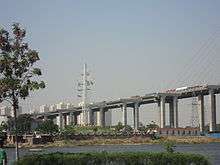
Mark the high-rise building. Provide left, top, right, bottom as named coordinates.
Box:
left=66, top=103, right=74, bottom=109
left=49, top=105, right=57, bottom=112
left=11, top=106, right=22, bottom=117
left=39, top=105, right=49, bottom=113
left=0, top=106, right=11, bottom=116
left=56, top=102, right=67, bottom=109
left=0, top=106, right=22, bottom=117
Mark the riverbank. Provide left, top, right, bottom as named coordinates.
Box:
left=9, top=136, right=220, bottom=148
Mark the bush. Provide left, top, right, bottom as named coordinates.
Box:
left=163, top=141, right=176, bottom=153
left=15, top=152, right=210, bottom=165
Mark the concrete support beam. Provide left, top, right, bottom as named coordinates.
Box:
left=122, top=103, right=127, bottom=126
left=133, top=102, right=139, bottom=131
left=74, top=114, right=78, bottom=125
left=198, top=95, right=205, bottom=132
left=173, top=96, right=178, bottom=128
left=68, top=112, right=74, bottom=125
left=209, top=90, right=217, bottom=132
left=169, top=102, right=174, bottom=128
left=89, top=110, right=94, bottom=125
left=99, top=107, right=105, bottom=127
left=43, top=115, right=48, bottom=121
left=63, top=114, right=67, bottom=127
left=160, top=96, right=166, bottom=128
left=58, top=112, right=63, bottom=129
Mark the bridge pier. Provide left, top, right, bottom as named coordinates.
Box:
left=173, top=96, right=178, bottom=128
left=169, top=101, right=174, bottom=128
left=99, top=107, right=105, bottom=127
left=133, top=102, right=139, bottom=131
left=209, top=90, right=217, bottom=132
left=198, top=95, right=205, bottom=132
left=74, top=113, right=78, bottom=125
left=58, top=112, right=63, bottom=129
left=89, top=110, right=95, bottom=125
left=63, top=114, right=67, bottom=127
left=122, top=103, right=127, bottom=126
left=160, top=96, right=166, bottom=128
left=43, top=115, right=48, bottom=121
left=66, top=112, right=74, bottom=125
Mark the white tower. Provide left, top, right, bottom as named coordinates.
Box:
left=77, top=63, right=94, bottom=125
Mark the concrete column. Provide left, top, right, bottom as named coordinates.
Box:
left=74, top=114, right=78, bottom=125
left=69, top=112, right=74, bottom=125
left=169, top=102, right=174, bottom=128
left=89, top=110, right=94, bottom=125
left=63, top=114, right=67, bottom=127
left=173, top=96, right=178, bottom=128
left=198, top=95, right=205, bottom=132
left=59, top=112, right=63, bottom=129
left=99, top=107, right=105, bottom=127
left=122, top=103, right=127, bottom=126
left=209, top=90, right=217, bottom=132
left=43, top=115, right=48, bottom=121
left=133, top=102, right=139, bottom=131
left=160, top=96, right=166, bottom=128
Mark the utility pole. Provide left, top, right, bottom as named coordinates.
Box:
left=77, top=63, right=94, bottom=125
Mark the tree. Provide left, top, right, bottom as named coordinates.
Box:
left=0, top=23, right=45, bottom=160
left=7, top=114, right=34, bottom=134
left=115, top=122, right=124, bottom=132
left=36, top=120, right=59, bottom=135
left=146, top=121, right=159, bottom=130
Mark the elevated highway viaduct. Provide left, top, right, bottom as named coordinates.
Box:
left=34, top=85, right=220, bottom=132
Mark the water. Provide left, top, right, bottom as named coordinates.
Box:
left=6, top=143, right=220, bottom=164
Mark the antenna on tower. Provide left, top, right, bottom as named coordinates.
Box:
left=77, top=63, right=94, bottom=125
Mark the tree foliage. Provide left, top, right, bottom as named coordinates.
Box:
left=7, top=114, right=34, bottom=134
left=0, top=23, right=45, bottom=105
left=36, top=120, right=59, bottom=135
left=115, top=122, right=124, bottom=132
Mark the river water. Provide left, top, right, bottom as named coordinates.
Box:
left=6, top=143, right=220, bottom=164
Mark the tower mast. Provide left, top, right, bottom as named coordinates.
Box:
left=77, top=63, right=94, bottom=125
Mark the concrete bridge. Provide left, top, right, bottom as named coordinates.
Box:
left=34, top=84, right=220, bottom=132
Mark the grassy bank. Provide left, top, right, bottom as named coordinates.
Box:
left=14, top=136, right=220, bottom=148
left=15, top=152, right=210, bottom=165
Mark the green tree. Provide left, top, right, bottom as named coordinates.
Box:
left=7, top=114, right=34, bottom=134
left=146, top=121, right=159, bottom=130
left=36, top=120, right=59, bottom=135
left=115, top=122, right=124, bottom=132
left=0, top=23, right=45, bottom=160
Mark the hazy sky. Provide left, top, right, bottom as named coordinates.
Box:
left=1, top=0, right=220, bottom=126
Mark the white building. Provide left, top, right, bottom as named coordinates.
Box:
left=0, top=115, right=9, bottom=125
left=11, top=106, right=22, bottom=117
left=49, top=104, right=57, bottom=112
left=0, top=106, right=22, bottom=117
left=56, top=102, right=67, bottom=109
left=0, top=106, right=11, bottom=116
left=66, top=103, right=74, bottom=109
left=39, top=105, right=49, bottom=113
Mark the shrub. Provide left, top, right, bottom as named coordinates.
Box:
left=15, top=152, right=210, bottom=165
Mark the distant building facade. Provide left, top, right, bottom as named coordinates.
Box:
left=39, top=105, right=49, bottom=113
left=56, top=102, right=67, bottom=109
left=0, top=106, right=22, bottom=124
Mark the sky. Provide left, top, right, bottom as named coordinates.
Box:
left=0, top=0, right=220, bottom=126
